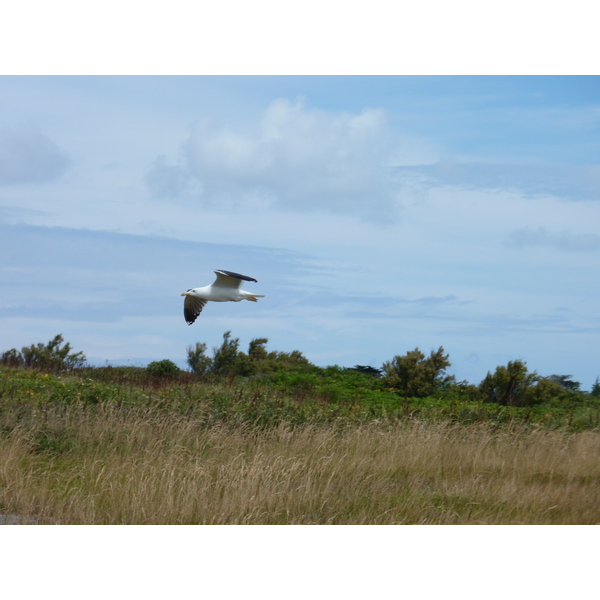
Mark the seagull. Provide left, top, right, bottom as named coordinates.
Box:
left=181, top=270, right=265, bottom=325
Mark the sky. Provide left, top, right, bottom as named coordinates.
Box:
left=1, top=75, right=599, bottom=388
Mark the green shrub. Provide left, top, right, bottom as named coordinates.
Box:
left=350, top=365, right=383, bottom=378
left=382, top=347, right=452, bottom=398
left=186, top=342, right=213, bottom=375
left=1, top=334, right=86, bottom=371
left=437, top=381, right=484, bottom=402
left=478, top=362, right=584, bottom=407
left=547, top=374, right=581, bottom=392
left=479, top=360, right=536, bottom=406
left=211, top=331, right=248, bottom=376
left=147, top=359, right=181, bottom=378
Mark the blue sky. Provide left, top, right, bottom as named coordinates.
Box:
left=1, top=75, right=599, bottom=388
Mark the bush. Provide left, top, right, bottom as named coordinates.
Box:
left=382, top=347, right=452, bottom=398
left=211, top=331, right=251, bottom=377
left=1, top=334, right=86, bottom=371
left=1, top=348, right=22, bottom=368
left=147, top=359, right=181, bottom=378
left=248, top=338, right=269, bottom=360
left=548, top=375, right=581, bottom=392
left=479, top=360, right=536, bottom=406
left=247, top=345, right=311, bottom=375
left=350, top=365, right=383, bottom=378
left=525, top=377, right=578, bottom=406
left=477, top=361, right=580, bottom=407
left=186, top=342, right=213, bottom=375
left=438, top=381, right=484, bottom=402
left=207, top=334, right=312, bottom=379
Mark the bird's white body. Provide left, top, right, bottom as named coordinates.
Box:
left=185, top=284, right=258, bottom=303
left=181, top=270, right=264, bottom=325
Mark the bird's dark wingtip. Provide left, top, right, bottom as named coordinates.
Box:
left=216, top=270, right=258, bottom=283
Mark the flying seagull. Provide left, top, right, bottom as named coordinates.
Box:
left=181, top=270, right=265, bottom=325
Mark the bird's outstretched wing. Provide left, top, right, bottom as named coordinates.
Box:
left=213, top=270, right=258, bottom=289
left=184, top=296, right=208, bottom=325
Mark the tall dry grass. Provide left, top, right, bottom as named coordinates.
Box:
left=1, top=404, right=599, bottom=524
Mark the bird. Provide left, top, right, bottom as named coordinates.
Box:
left=181, top=270, right=265, bottom=325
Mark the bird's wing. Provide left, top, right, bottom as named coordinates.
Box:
left=184, top=296, right=208, bottom=325
left=213, top=270, right=258, bottom=289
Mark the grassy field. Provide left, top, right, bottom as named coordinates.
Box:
left=1, top=366, right=599, bottom=524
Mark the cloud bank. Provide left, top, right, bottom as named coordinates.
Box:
left=146, top=99, right=415, bottom=220
left=507, top=227, right=600, bottom=251
left=394, top=160, right=600, bottom=202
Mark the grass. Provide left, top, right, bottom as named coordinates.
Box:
left=1, top=366, right=599, bottom=524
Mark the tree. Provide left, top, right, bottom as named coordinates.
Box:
left=245, top=338, right=310, bottom=374
left=351, top=365, right=383, bottom=378
left=591, top=377, right=600, bottom=398
left=0, top=348, right=22, bottom=368
left=185, top=333, right=312, bottom=379
left=1, top=334, right=86, bottom=371
left=211, top=331, right=251, bottom=376
left=186, top=342, right=212, bottom=375
left=382, top=347, right=452, bottom=398
left=525, top=377, right=576, bottom=405
left=248, top=337, right=269, bottom=360
left=548, top=374, right=581, bottom=392
left=479, top=360, right=537, bottom=406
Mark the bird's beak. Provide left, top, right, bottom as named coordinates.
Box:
left=181, top=292, right=189, bottom=297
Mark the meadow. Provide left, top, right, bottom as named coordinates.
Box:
left=1, top=365, right=599, bottom=524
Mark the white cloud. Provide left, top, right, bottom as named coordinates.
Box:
left=146, top=99, right=433, bottom=220
left=0, top=124, right=70, bottom=184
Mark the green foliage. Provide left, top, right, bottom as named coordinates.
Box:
left=211, top=331, right=250, bottom=376
left=29, top=428, right=75, bottom=455
left=437, top=380, right=484, bottom=402
left=1, top=348, right=22, bottom=367
left=184, top=334, right=311, bottom=380
left=248, top=337, right=269, bottom=360
left=2, top=331, right=594, bottom=431
left=525, top=377, right=567, bottom=406
left=0, top=368, right=120, bottom=405
left=147, top=359, right=181, bottom=378
left=479, top=360, right=536, bottom=406
left=1, top=334, right=86, bottom=371
left=548, top=374, right=581, bottom=392
left=351, top=365, right=383, bottom=378
left=186, top=342, right=212, bottom=375
left=382, top=347, right=452, bottom=398
left=243, top=337, right=311, bottom=375
left=477, top=362, right=582, bottom=407
left=2, top=361, right=599, bottom=432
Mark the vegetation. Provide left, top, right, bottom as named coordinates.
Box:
left=479, top=360, right=583, bottom=407
left=1, top=407, right=599, bottom=525
left=146, top=359, right=181, bottom=378
left=186, top=342, right=212, bottom=376
left=382, top=346, right=452, bottom=398
left=1, top=334, right=86, bottom=371
left=1, top=334, right=599, bottom=524
left=186, top=332, right=311, bottom=379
